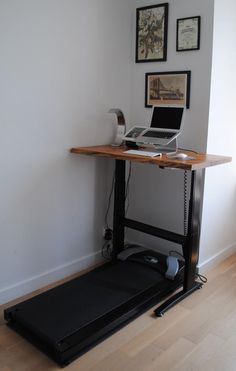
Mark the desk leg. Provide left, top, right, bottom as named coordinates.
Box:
left=112, top=160, right=126, bottom=259
left=154, top=169, right=204, bottom=316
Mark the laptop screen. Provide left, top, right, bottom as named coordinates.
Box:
left=151, top=106, right=184, bottom=130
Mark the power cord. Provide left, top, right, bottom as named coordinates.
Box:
left=102, top=162, right=132, bottom=260
left=104, top=171, right=115, bottom=229
left=104, top=162, right=132, bottom=229
left=102, top=240, right=113, bottom=260
left=125, top=162, right=132, bottom=215
left=196, top=273, right=208, bottom=283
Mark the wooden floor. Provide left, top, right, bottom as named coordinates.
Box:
left=1, top=254, right=236, bottom=371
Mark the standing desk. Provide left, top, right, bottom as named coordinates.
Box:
left=4, top=145, right=231, bottom=366
left=70, top=145, right=231, bottom=315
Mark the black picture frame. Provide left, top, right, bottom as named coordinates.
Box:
left=136, top=3, right=169, bottom=63
left=176, top=16, right=201, bottom=52
left=145, top=71, right=191, bottom=108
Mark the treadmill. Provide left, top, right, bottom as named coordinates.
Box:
left=4, top=253, right=183, bottom=366
left=4, top=159, right=202, bottom=367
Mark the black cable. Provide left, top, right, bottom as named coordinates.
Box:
left=103, top=162, right=132, bottom=259
left=125, top=162, right=132, bottom=199
left=103, top=171, right=115, bottom=260
left=196, top=273, right=208, bottom=283
left=125, top=162, right=132, bottom=215
left=102, top=241, right=113, bottom=260
left=104, top=171, right=115, bottom=228
left=184, top=170, right=188, bottom=236
left=104, top=162, right=132, bottom=228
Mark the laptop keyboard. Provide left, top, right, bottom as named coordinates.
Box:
left=142, top=131, right=175, bottom=139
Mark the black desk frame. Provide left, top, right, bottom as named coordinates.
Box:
left=112, top=159, right=203, bottom=316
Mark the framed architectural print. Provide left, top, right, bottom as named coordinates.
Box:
left=145, top=71, right=191, bottom=108
left=176, top=16, right=201, bottom=51
left=136, top=3, right=169, bottom=63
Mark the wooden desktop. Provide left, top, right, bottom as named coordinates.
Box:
left=70, top=145, right=230, bottom=170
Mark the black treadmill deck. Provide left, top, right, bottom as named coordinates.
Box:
left=5, top=258, right=182, bottom=366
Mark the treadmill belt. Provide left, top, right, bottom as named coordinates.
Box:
left=5, top=258, right=182, bottom=366
left=6, top=261, right=164, bottom=343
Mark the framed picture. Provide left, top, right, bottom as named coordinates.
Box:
left=145, top=71, right=191, bottom=108
left=136, top=3, right=169, bottom=63
left=176, top=16, right=201, bottom=51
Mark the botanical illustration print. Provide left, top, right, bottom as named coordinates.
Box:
left=137, top=7, right=166, bottom=61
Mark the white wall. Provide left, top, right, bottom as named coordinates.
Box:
left=200, top=0, right=236, bottom=268
left=0, top=0, right=133, bottom=304
left=1, top=0, right=235, bottom=305
left=127, top=0, right=215, bottom=254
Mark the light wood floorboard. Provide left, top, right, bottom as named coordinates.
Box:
left=1, top=254, right=236, bottom=371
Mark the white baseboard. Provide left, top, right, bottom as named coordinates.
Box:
left=0, top=251, right=103, bottom=305
left=198, top=242, right=236, bottom=273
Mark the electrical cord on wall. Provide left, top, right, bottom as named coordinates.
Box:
left=104, top=161, right=132, bottom=228
left=102, top=162, right=132, bottom=260
left=125, top=162, right=132, bottom=215
left=104, top=171, right=115, bottom=229
left=102, top=240, right=113, bottom=260
left=102, top=171, right=115, bottom=260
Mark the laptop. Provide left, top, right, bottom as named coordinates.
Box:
left=123, top=105, right=185, bottom=146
